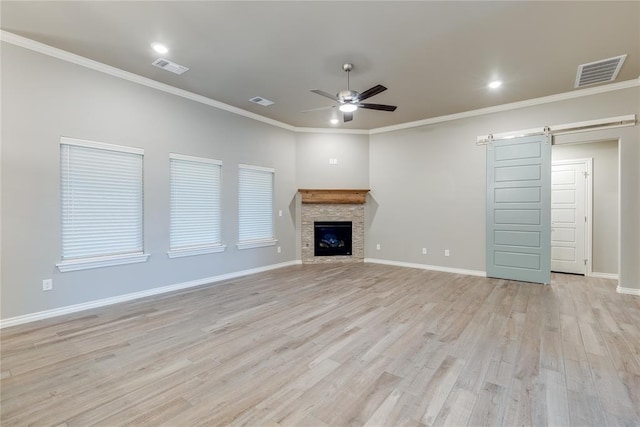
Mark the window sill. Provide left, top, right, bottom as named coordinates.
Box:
left=167, top=244, right=227, bottom=259
left=57, top=253, right=150, bottom=272
left=237, top=238, right=278, bottom=250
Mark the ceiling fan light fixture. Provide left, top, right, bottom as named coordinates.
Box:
left=339, top=104, right=358, bottom=113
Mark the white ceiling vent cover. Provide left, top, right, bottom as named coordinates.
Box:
left=249, top=96, right=275, bottom=106
left=575, top=55, right=626, bottom=88
left=152, top=58, right=189, bottom=75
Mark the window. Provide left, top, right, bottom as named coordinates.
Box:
left=168, top=153, right=225, bottom=258
left=57, top=137, right=148, bottom=272
left=237, top=164, right=277, bottom=249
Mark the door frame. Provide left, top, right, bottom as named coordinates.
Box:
left=551, top=157, right=593, bottom=276
left=479, top=115, right=635, bottom=290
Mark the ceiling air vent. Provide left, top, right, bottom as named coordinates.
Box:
left=152, top=58, right=189, bottom=75
left=249, top=96, right=275, bottom=106
left=575, top=54, right=626, bottom=88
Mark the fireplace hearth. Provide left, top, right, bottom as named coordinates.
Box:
left=314, top=221, right=352, bottom=256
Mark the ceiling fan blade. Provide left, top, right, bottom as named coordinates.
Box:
left=310, top=89, right=338, bottom=101
left=358, top=103, right=397, bottom=112
left=343, top=111, right=353, bottom=122
left=300, top=105, right=335, bottom=113
left=358, top=84, right=387, bottom=101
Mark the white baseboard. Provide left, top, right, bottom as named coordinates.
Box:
left=616, top=285, right=640, bottom=296
left=6, top=259, right=630, bottom=328
left=0, top=260, right=302, bottom=329
left=590, top=272, right=619, bottom=280
left=364, top=258, right=486, bottom=277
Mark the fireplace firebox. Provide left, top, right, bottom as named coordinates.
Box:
left=314, top=221, right=352, bottom=256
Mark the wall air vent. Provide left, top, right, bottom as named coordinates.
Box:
left=249, top=96, right=275, bottom=106
left=152, top=58, right=189, bottom=75
left=575, top=55, right=626, bottom=88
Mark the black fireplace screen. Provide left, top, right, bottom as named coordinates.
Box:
left=314, top=221, right=352, bottom=256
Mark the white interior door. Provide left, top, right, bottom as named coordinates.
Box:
left=551, top=160, right=588, bottom=274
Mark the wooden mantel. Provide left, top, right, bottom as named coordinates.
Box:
left=299, top=189, right=370, bottom=204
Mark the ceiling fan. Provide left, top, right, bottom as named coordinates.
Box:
left=308, top=63, right=397, bottom=122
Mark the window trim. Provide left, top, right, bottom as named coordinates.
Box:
left=236, top=238, right=277, bottom=250
left=167, top=244, right=227, bottom=259
left=57, top=253, right=150, bottom=272
left=237, top=163, right=277, bottom=250
left=169, top=152, right=222, bottom=166
left=56, top=137, right=149, bottom=272
left=167, top=153, right=226, bottom=259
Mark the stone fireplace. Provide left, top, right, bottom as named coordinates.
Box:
left=299, top=189, right=368, bottom=264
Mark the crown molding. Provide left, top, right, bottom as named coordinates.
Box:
left=0, top=30, right=295, bottom=132
left=292, top=126, right=369, bottom=135
left=3, top=30, right=638, bottom=137
left=369, top=78, right=640, bottom=135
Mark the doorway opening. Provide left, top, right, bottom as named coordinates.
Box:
left=550, top=158, right=591, bottom=275
left=552, top=139, right=619, bottom=279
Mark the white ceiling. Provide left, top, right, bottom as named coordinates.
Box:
left=2, top=1, right=639, bottom=130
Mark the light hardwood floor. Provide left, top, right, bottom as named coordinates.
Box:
left=1, top=264, right=639, bottom=426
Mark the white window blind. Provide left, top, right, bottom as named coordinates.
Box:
left=238, top=164, right=276, bottom=249
left=169, top=154, right=225, bottom=258
left=58, top=137, right=148, bottom=272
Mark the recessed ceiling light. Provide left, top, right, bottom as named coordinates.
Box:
left=488, top=80, right=503, bottom=89
left=151, top=43, right=169, bottom=55
left=330, top=118, right=339, bottom=125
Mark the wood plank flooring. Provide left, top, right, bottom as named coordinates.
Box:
left=1, top=264, right=639, bottom=426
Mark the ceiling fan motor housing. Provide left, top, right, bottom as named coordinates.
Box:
left=337, top=90, right=359, bottom=104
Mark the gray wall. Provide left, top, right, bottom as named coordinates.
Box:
left=368, top=88, right=640, bottom=292
left=1, top=43, right=299, bottom=319
left=367, top=119, right=486, bottom=271
left=2, top=40, right=639, bottom=322
left=552, top=140, right=618, bottom=275
left=295, top=132, right=369, bottom=189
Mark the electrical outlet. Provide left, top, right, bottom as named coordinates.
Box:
left=42, top=279, right=53, bottom=291
left=278, top=210, right=283, bottom=217
left=422, top=248, right=427, bottom=255
left=376, top=243, right=381, bottom=250
left=445, top=249, right=450, bottom=257
left=277, top=246, right=281, bottom=253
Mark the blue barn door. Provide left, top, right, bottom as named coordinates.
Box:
left=486, top=134, right=551, bottom=284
